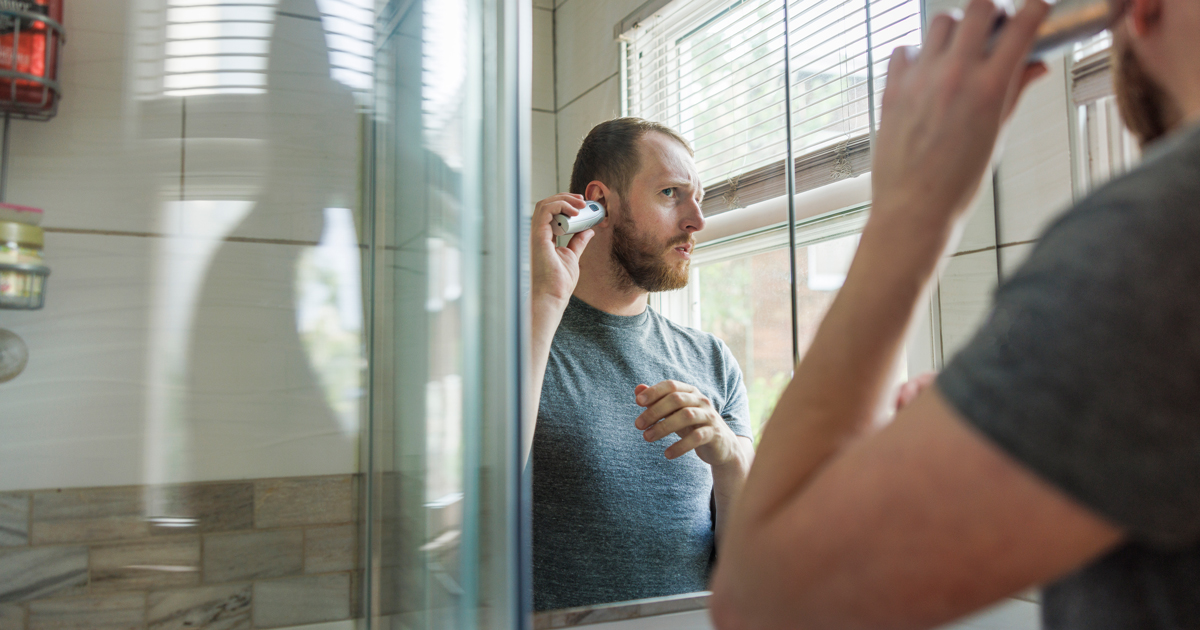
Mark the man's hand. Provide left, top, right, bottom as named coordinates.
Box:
left=526, top=193, right=597, bottom=465
left=531, top=193, right=595, bottom=307
left=871, top=0, right=1050, bottom=228
left=634, top=380, right=743, bottom=466
left=895, top=371, right=937, bottom=412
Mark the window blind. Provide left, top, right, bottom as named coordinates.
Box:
left=622, top=0, right=920, bottom=216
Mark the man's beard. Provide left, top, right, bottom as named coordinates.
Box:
left=1114, top=35, right=1182, bottom=147
left=610, top=213, right=694, bottom=293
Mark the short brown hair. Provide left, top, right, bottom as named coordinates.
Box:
left=569, top=118, right=693, bottom=198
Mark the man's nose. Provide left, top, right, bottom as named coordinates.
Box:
left=682, top=196, right=705, bottom=233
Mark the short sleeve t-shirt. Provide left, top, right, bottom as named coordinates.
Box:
left=938, top=122, right=1200, bottom=629
left=533, top=296, right=751, bottom=611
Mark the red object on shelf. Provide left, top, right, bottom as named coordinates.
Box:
left=0, top=0, right=63, bottom=119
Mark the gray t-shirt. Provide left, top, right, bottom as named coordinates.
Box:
left=533, top=296, right=751, bottom=611
left=939, top=122, right=1200, bottom=629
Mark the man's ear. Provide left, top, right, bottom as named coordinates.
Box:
left=584, top=181, right=615, bottom=228
left=1127, top=0, right=1162, bottom=37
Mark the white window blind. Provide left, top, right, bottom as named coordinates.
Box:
left=623, top=0, right=921, bottom=216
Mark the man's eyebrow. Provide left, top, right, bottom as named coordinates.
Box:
left=661, top=179, right=702, bottom=197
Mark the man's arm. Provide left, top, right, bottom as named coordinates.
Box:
left=634, top=381, right=755, bottom=536
left=713, top=435, right=754, bottom=537
left=527, top=194, right=594, bottom=465
left=711, top=390, right=1122, bottom=630
left=709, top=0, right=1122, bottom=627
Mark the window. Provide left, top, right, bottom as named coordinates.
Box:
left=148, top=0, right=373, bottom=98
left=656, top=208, right=911, bottom=440
left=633, top=0, right=924, bottom=433
left=622, top=0, right=921, bottom=215
left=1070, top=35, right=1140, bottom=194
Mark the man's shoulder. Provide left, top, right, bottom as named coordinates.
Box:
left=647, top=307, right=729, bottom=356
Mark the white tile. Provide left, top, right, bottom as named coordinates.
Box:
left=997, top=57, right=1074, bottom=245
left=532, top=111, right=559, bottom=202
left=938, top=249, right=998, bottom=360
left=954, top=175, right=997, bottom=255
left=556, top=74, right=621, bottom=190
left=998, top=241, right=1036, bottom=281
left=535, top=0, right=555, bottom=10
left=0, top=231, right=359, bottom=492
left=533, top=7, right=556, bottom=112
left=6, top=3, right=183, bottom=235
left=554, top=0, right=641, bottom=107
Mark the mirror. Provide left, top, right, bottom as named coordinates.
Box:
left=529, top=0, right=927, bottom=621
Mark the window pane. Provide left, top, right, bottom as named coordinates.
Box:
left=698, top=247, right=793, bottom=440
left=696, top=233, right=873, bottom=440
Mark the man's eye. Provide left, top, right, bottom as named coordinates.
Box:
left=662, top=188, right=676, bottom=198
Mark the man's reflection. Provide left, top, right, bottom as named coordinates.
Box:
left=528, top=118, right=756, bottom=610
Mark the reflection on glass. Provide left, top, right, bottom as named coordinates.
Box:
left=162, top=0, right=372, bottom=97
left=295, top=206, right=364, bottom=437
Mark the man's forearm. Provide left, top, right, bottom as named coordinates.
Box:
left=525, top=295, right=569, bottom=465
left=712, top=438, right=755, bottom=537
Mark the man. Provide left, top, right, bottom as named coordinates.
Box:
left=529, top=118, right=755, bottom=610
left=710, top=0, right=1200, bottom=627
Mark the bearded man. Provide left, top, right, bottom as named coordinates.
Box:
left=709, top=0, right=1200, bottom=628
left=528, top=118, right=755, bottom=611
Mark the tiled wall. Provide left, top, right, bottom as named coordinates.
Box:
left=531, top=0, right=559, bottom=203
left=0, top=0, right=363, bottom=492
left=0, top=474, right=358, bottom=630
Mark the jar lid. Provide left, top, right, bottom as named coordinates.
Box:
left=0, top=221, right=43, bottom=247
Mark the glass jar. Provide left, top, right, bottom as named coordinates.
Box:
left=0, top=219, right=49, bottom=309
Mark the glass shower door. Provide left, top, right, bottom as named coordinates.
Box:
left=367, top=0, right=525, bottom=628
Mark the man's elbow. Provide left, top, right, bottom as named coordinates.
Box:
left=709, top=564, right=755, bottom=630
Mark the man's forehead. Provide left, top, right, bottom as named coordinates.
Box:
left=636, top=132, right=701, bottom=192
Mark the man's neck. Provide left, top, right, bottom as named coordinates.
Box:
left=572, top=270, right=649, bottom=317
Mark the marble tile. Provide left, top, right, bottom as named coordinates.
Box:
left=149, top=483, right=254, bottom=535
left=997, top=57, right=1074, bottom=245
left=0, top=494, right=28, bottom=547
left=255, top=477, right=354, bottom=529
left=554, top=0, right=641, bottom=107
left=202, top=530, right=303, bottom=584
left=90, top=537, right=201, bottom=592
left=253, top=574, right=350, bottom=628
left=146, top=584, right=252, bottom=630
left=27, top=593, right=145, bottom=630
left=305, top=525, right=355, bottom=574
left=30, top=487, right=148, bottom=545
left=938, top=250, right=999, bottom=361
left=0, top=546, right=88, bottom=604
left=999, top=242, right=1037, bottom=281
left=556, top=74, right=621, bottom=192
left=532, top=111, right=560, bottom=202
left=0, top=604, right=24, bottom=630
left=533, top=7, right=555, bottom=112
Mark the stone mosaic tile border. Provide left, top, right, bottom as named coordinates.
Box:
left=0, top=474, right=360, bottom=630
